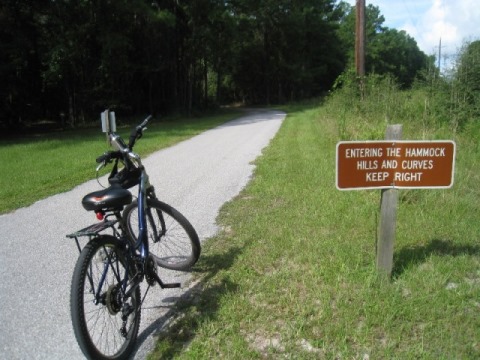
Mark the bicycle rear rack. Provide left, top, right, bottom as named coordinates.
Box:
left=66, top=220, right=118, bottom=253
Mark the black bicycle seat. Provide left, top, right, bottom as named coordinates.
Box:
left=82, top=185, right=132, bottom=212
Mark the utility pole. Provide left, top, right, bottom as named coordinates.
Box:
left=438, top=38, right=442, bottom=71
left=355, top=0, right=366, bottom=99
left=355, top=0, right=366, bottom=77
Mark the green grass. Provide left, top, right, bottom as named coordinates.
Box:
left=0, top=111, right=240, bottom=214
left=149, top=95, right=480, bottom=359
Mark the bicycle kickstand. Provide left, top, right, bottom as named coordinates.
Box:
left=150, top=270, right=181, bottom=289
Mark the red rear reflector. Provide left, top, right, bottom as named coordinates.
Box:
left=96, top=211, right=104, bottom=221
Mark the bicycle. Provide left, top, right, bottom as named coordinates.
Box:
left=67, top=112, right=201, bottom=359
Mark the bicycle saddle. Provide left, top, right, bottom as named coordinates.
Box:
left=82, top=184, right=132, bottom=212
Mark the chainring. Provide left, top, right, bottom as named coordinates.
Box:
left=145, top=255, right=158, bottom=286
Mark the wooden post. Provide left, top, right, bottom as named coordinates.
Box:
left=376, top=124, right=402, bottom=277
left=355, top=0, right=366, bottom=99
left=355, top=0, right=366, bottom=77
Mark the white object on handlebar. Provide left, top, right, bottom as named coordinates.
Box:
left=101, top=110, right=116, bottom=133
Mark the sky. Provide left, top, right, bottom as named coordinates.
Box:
left=343, top=0, right=480, bottom=70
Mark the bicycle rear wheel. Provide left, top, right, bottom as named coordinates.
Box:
left=70, top=235, right=141, bottom=360
left=123, top=199, right=201, bottom=271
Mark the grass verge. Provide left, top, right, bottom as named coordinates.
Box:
left=149, top=97, right=480, bottom=359
left=0, top=110, right=240, bottom=214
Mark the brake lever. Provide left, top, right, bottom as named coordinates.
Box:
left=96, top=161, right=106, bottom=172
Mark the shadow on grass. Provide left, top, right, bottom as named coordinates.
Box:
left=392, top=238, right=480, bottom=278
left=132, top=244, right=243, bottom=359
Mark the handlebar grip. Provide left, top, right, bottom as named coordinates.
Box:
left=128, top=115, right=153, bottom=149
left=96, top=151, right=121, bottom=163
left=138, top=115, right=152, bottom=130
left=96, top=153, right=108, bottom=163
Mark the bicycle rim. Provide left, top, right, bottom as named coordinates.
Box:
left=124, top=199, right=200, bottom=270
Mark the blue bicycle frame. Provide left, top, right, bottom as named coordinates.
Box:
left=137, top=169, right=149, bottom=259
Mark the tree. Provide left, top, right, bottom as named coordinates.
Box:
left=455, top=40, right=480, bottom=106
left=0, top=0, right=364, bottom=132
left=449, top=40, right=480, bottom=126
left=40, top=0, right=158, bottom=125
left=337, top=3, right=430, bottom=88
left=369, top=28, right=429, bottom=87
left=0, top=0, right=46, bottom=130
left=227, top=0, right=345, bottom=104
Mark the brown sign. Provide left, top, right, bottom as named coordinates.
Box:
left=336, top=141, right=456, bottom=190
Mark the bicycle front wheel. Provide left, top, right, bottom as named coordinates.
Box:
left=123, top=199, right=201, bottom=271
left=70, top=235, right=141, bottom=360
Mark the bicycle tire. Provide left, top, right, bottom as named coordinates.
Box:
left=70, top=235, right=141, bottom=360
left=123, top=199, right=201, bottom=271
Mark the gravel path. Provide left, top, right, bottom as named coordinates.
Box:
left=0, top=109, right=285, bottom=360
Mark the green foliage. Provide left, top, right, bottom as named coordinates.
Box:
left=1, top=0, right=442, bottom=133
left=1, top=0, right=346, bottom=131
left=450, top=40, right=480, bottom=125
left=331, top=44, right=480, bottom=137
left=0, top=0, right=45, bottom=129
left=404, top=39, right=480, bottom=131
left=332, top=70, right=422, bottom=132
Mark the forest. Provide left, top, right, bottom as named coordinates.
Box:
left=1, top=0, right=473, bottom=132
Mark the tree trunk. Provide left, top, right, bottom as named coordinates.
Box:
left=204, top=58, right=208, bottom=108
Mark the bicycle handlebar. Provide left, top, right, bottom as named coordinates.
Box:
left=96, top=115, right=152, bottom=169
left=128, top=115, right=152, bottom=150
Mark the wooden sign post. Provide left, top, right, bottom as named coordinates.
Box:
left=377, top=125, right=402, bottom=277
left=336, top=129, right=456, bottom=277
